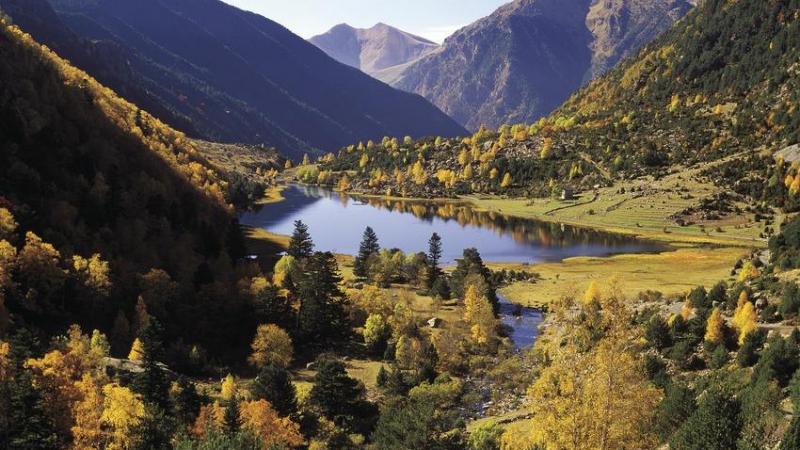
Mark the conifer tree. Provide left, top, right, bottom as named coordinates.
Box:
left=174, top=376, right=203, bottom=427
left=670, top=388, right=741, bottom=450
left=223, top=396, right=241, bottom=435
left=133, top=321, right=171, bottom=412
left=353, top=227, right=380, bottom=279
left=287, top=220, right=314, bottom=259
left=2, top=330, right=58, bottom=449
left=426, top=233, right=443, bottom=289
left=249, top=363, right=297, bottom=417
left=296, top=252, right=348, bottom=342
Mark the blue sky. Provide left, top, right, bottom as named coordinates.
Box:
left=222, top=0, right=511, bottom=43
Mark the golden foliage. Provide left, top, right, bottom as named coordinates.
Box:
left=524, top=288, right=661, bottom=450
left=500, top=173, right=512, bottom=189
left=0, top=207, right=17, bottom=240
left=71, top=373, right=107, bottom=450
left=101, top=383, right=145, bottom=450
left=248, top=324, right=293, bottom=369
left=583, top=280, right=601, bottom=306
left=733, top=298, right=758, bottom=345
left=72, top=254, right=112, bottom=296
left=128, top=338, right=145, bottom=362
left=737, top=261, right=759, bottom=282
left=221, top=374, right=237, bottom=401
left=240, top=400, right=304, bottom=447
left=464, top=284, right=496, bottom=345
left=704, top=307, right=726, bottom=344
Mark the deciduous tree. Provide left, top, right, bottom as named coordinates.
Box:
left=248, top=324, right=293, bottom=369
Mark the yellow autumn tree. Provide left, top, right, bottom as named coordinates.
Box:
left=0, top=207, right=17, bottom=241
left=240, top=400, right=304, bottom=447
left=540, top=137, right=554, bottom=159
left=737, top=261, right=759, bottom=282
left=284, top=160, right=293, bottom=169
left=500, top=173, right=512, bottom=188
left=101, top=383, right=145, bottom=450
left=524, top=289, right=661, bottom=450
left=273, top=255, right=296, bottom=287
left=248, top=324, right=293, bottom=369
left=463, top=283, right=496, bottom=345
left=26, top=325, right=101, bottom=439
left=72, top=253, right=112, bottom=296
left=583, top=280, right=601, bottom=306
left=128, top=338, right=145, bottom=362
left=733, top=300, right=758, bottom=344
left=221, top=374, right=237, bottom=401
left=704, top=307, right=726, bottom=344
left=71, top=373, right=108, bottom=450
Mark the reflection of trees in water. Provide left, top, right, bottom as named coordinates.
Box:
left=351, top=196, right=647, bottom=249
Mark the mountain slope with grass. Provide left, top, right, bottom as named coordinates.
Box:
left=391, top=0, right=693, bottom=129
left=3, top=0, right=466, bottom=159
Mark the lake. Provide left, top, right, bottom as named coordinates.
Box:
left=240, top=184, right=662, bottom=349
left=240, top=184, right=664, bottom=264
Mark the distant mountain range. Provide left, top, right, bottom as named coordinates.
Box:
left=351, top=0, right=694, bottom=130
left=0, top=0, right=466, bottom=158
left=309, top=23, right=439, bottom=81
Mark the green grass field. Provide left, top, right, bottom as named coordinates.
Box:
left=489, top=246, right=748, bottom=308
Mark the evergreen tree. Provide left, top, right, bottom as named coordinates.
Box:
left=449, top=248, right=497, bottom=310
left=670, top=388, right=741, bottom=450
left=296, top=252, right=348, bottom=342
left=250, top=363, right=297, bottom=417
left=310, top=357, right=370, bottom=429
left=287, top=220, right=314, bottom=259
left=353, top=226, right=380, bottom=279
left=426, top=233, right=443, bottom=289
left=645, top=315, right=672, bottom=350
left=132, top=403, right=175, bottom=450
left=654, top=383, right=697, bottom=441
left=224, top=396, right=241, bottom=435
left=174, top=376, right=203, bottom=426
left=133, top=320, right=171, bottom=412
left=2, top=330, right=58, bottom=450
left=376, top=366, right=388, bottom=388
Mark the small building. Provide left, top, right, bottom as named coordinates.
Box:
left=561, top=187, right=575, bottom=201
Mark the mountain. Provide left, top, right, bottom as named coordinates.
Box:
left=391, top=0, right=693, bottom=130
left=316, top=0, right=800, bottom=213
left=0, top=12, right=277, bottom=355
left=309, top=23, right=439, bottom=81
left=2, top=0, right=465, bottom=159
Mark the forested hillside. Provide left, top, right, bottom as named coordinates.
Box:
left=2, top=0, right=466, bottom=159
left=0, top=12, right=281, bottom=363
left=314, top=0, right=800, bottom=211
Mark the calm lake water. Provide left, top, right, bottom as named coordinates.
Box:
left=240, top=184, right=664, bottom=264
left=240, top=184, right=662, bottom=349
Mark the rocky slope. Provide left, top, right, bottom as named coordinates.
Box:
left=309, top=22, right=439, bottom=80
left=391, top=0, right=693, bottom=130
left=3, top=0, right=466, bottom=158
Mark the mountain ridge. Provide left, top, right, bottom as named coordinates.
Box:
left=2, top=0, right=466, bottom=158
left=309, top=22, right=440, bottom=79
left=391, top=0, right=694, bottom=130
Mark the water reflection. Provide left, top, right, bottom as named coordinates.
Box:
left=240, top=184, right=664, bottom=264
